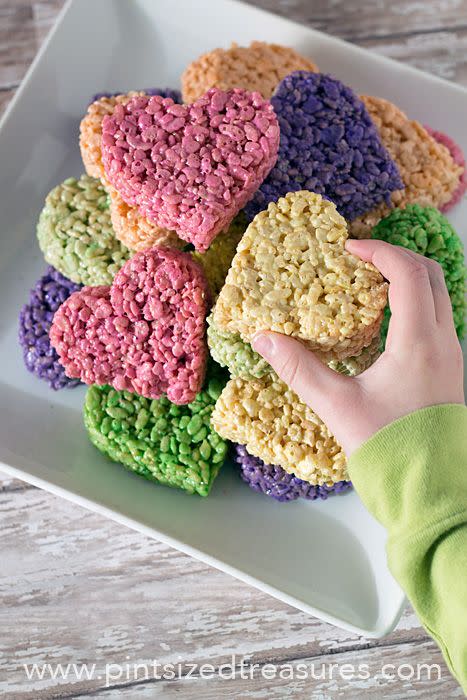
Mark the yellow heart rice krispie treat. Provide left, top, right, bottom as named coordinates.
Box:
left=207, top=313, right=381, bottom=380
left=213, top=190, right=387, bottom=362
left=211, top=373, right=347, bottom=486
left=350, top=96, right=463, bottom=238
left=181, top=41, right=318, bottom=103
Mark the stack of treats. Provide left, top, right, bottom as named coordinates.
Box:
left=18, top=41, right=466, bottom=502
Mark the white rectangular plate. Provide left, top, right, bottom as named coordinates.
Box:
left=1, top=0, right=466, bottom=638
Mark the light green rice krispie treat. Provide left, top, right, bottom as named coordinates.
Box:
left=37, top=175, right=130, bottom=286
left=207, top=313, right=381, bottom=380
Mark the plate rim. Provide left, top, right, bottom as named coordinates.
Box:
left=12, top=0, right=464, bottom=637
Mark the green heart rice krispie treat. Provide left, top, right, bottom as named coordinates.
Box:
left=372, top=204, right=466, bottom=340
left=84, top=364, right=229, bottom=497
left=37, top=175, right=130, bottom=286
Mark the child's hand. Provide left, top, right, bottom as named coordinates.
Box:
left=252, top=239, right=465, bottom=456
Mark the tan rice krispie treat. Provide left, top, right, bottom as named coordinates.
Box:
left=108, top=186, right=183, bottom=251
left=350, top=96, right=463, bottom=238
left=211, top=374, right=347, bottom=485
left=181, top=41, right=318, bottom=103
left=213, top=191, right=387, bottom=362
left=80, top=92, right=144, bottom=181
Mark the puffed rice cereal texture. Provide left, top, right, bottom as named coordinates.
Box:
left=234, top=444, right=352, bottom=502
left=349, top=96, right=463, bottom=238
left=89, top=87, right=181, bottom=106
left=192, top=214, right=246, bottom=298
left=108, top=186, right=184, bottom=252
left=213, top=191, right=387, bottom=362
left=80, top=92, right=144, bottom=181
left=181, top=41, right=318, bottom=103
left=50, top=247, right=210, bottom=404
left=101, top=90, right=280, bottom=252
left=18, top=266, right=82, bottom=390
left=372, top=204, right=466, bottom=339
left=37, top=175, right=130, bottom=286
left=244, top=72, right=403, bottom=223
left=84, top=363, right=228, bottom=497
left=211, top=374, right=347, bottom=485
left=207, top=312, right=381, bottom=380
left=424, top=126, right=467, bottom=212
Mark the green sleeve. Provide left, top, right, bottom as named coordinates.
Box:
left=348, top=404, right=467, bottom=693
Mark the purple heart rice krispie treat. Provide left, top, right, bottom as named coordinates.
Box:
left=244, top=71, right=403, bottom=222
left=234, top=444, right=352, bottom=502
left=18, top=266, right=82, bottom=390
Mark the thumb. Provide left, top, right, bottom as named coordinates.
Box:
left=251, top=332, right=350, bottom=422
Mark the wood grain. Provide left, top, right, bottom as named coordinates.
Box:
left=1, top=0, right=466, bottom=698
left=0, top=488, right=459, bottom=699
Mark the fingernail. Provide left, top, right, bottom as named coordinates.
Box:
left=252, top=332, right=275, bottom=358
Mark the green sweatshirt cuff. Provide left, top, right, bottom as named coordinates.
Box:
left=347, top=403, right=467, bottom=536
left=348, top=403, right=467, bottom=693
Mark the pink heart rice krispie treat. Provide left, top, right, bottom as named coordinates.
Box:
left=350, top=96, right=463, bottom=238
left=80, top=92, right=144, bottom=181
left=101, top=90, right=280, bottom=252
left=213, top=190, right=387, bottom=362
left=181, top=41, right=318, bottom=103
left=50, top=248, right=210, bottom=404
left=211, top=373, right=347, bottom=486
left=424, top=126, right=467, bottom=212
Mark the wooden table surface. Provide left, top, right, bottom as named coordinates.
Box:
left=1, top=1, right=466, bottom=698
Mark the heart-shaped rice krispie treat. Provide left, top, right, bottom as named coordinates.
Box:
left=181, top=41, right=318, bottom=103
left=50, top=247, right=210, bottom=404
left=80, top=92, right=144, bottom=180
left=84, top=363, right=228, bottom=497
left=107, top=186, right=183, bottom=252
left=207, top=313, right=381, bottom=380
left=192, top=214, right=246, bottom=298
left=101, top=89, right=280, bottom=252
left=18, top=267, right=82, bottom=390
left=349, top=96, right=463, bottom=238
left=213, top=191, right=388, bottom=362
left=372, top=204, right=466, bottom=340
left=234, top=444, right=351, bottom=502
left=244, top=72, right=403, bottom=223
left=424, top=126, right=466, bottom=212
left=82, top=91, right=185, bottom=252
left=211, top=374, right=347, bottom=485
left=89, top=87, right=181, bottom=106
left=37, top=175, right=130, bottom=286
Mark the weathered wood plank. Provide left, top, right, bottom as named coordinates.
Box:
left=0, top=487, right=445, bottom=698
left=0, top=86, right=16, bottom=114
left=0, top=0, right=61, bottom=88
left=248, top=0, right=467, bottom=40
left=11, top=641, right=459, bottom=699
